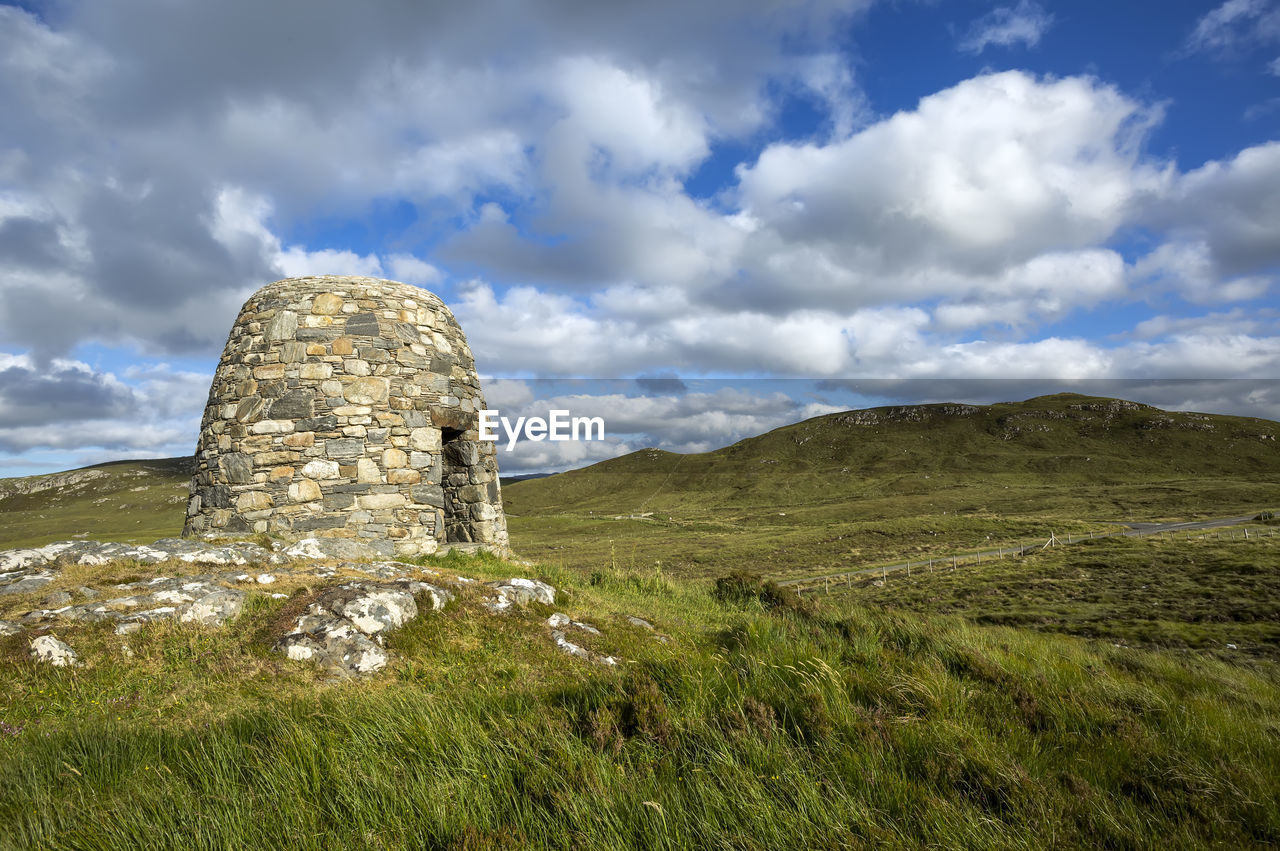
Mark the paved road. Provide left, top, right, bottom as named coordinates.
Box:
left=782, top=512, right=1267, bottom=591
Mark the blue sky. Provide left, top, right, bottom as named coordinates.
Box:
left=1, top=0, right=1278, bottom=476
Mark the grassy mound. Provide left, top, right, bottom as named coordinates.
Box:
left=2, top=551, right=1278, bottom=848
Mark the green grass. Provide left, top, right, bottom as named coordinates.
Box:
left=0, top=458, right=191, bottom=550
left=2, top=554, right=1280, bottom=848
left=501, top=393, right=1280, bottom=582
left=3, top=394, right=1280, bottom=846
left=825, top=531, right=1280, bottom=660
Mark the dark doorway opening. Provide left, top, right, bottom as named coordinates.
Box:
left=440, top=427, right=470, bottom=543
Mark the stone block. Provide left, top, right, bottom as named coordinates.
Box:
left=312, top=292, right=344, bottom=314
left=270, top=389, right=315, bottom=420
left=265, top=310, right=297, bottom=341
left=358, top=493, right=407, bottom=510
left=325, top=438, right=364, bottom=459
left=254, top=364, right=286, bottom=380
left=299, top=362, right=333, bottom=380
left=289, top=479, right=322, bottom=502
left=236, top=491, right=274, bottom=511
left=302, top=459, right=341, bottom=479
left=356, top=457, right=381, bottom=484
left=343, top=377, right=388, bottom=405
left=218, top=453, right=253, bottom=484
left=409, top=427, right=441, bottom=451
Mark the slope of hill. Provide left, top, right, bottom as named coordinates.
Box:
left=505, top=394, right=1280, bottom=517
left=0, top=458, right=193, bottom=549
left=504, top=394, right=1280, bottom=578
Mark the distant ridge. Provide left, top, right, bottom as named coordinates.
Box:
left=502, top=394, right=1280, bottom=518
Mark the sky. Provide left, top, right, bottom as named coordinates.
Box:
left=0, top=0, right=1278, bottom=477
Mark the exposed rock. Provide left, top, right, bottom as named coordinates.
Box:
left=29, top=635, right=80, bottom=667
left=0, top=538, right=597, bottom=674
left=282, top=537, right=384, bottom=561
left=179, top=590, right=246, bottom=626
left=486, top=577, right=556, bottom=611
left=273, top=580, right=439, bottom=676
left=547, top=613, right=616, bottom=666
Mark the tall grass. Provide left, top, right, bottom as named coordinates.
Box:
left=2, top=559, right=1278, bottom=849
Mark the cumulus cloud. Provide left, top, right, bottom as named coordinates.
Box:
left=2, top=1, right=1280, bottom=475
left=1184, top=0, right=1280, bottom=57
left=958, top=1, right=1054, bottom=54
left=0, top=354, right=203, bottom=459
left=477, top=380, right=845, bottom=473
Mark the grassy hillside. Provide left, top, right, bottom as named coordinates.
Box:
left=506, top=394, right=1280, bottom=517
left=2, top=551, right=1279, bottom=848
left=826, top=530, right=1280, bottom=660
left=505, top=394, right=1280, bottom=580
left=0, top=459, right=193, bottom=550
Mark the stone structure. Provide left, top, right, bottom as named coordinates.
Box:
left=182, top=276, right=508, bottom=556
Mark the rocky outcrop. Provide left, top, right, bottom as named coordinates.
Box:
left=274, top=580, right=452, bottom=676
left=29, top=635, right=79, bottom=667
left=0, top=537, right=622, bottom=677
left=184, top=276, right=508, bottom=557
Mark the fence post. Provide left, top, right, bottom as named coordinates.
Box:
left=907, top=561, right=911, bottom=577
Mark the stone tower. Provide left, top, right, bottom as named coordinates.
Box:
left=183, top=275, right=508, bottom=557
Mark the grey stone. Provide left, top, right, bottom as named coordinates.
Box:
left=411, top=484, right=445, bottom=507
left=218, top=453, right=254, bottom=484
left=296, top=415, right=338, bottom=432
left=486, top=577, right=556, bottom=610
left=180, top=590, right=245, bottom=626
left=282, top=537, right=382, bottom=561
left=264, top=310, right=298, bottom=341
left=29, top=635, right=80, bottom=667
left=324, top=438, right=364, bottom=459
left=269, top=389, right=315, bottom=420
left=344, top=312, right=381, bottom=336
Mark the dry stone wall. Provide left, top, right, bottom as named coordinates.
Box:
left=183, top=276, right=508, bottom=557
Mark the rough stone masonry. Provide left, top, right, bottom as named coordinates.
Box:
left=183, top=276, right=509, bottom=557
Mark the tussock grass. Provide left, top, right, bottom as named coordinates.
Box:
left=835, top=533, right=1280, bottom=659
left=2, top=552, right=1279, bottom=849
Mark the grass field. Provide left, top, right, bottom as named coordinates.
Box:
left=2, top=552, right=1279, bottom=849
left=819, top=530, right=1280, bottom=660
left=0, top=459, right=191, bottom=550
left=3, top=394, right=1279, bottom=847
left=503, top=394, right=1280, bottom=582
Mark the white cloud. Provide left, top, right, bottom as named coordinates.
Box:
left=1130, top=241, right=1270, bottom=304
left=1185, top=0, right=1280, bottom=56
left=958, top=1, right=1054, bottom=54
left=386, top=255, right=444, bottom=286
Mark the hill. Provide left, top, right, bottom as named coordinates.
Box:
left=0, top=458, right=193, bottom=550
left=504, top=394, right=1280, bottom=579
